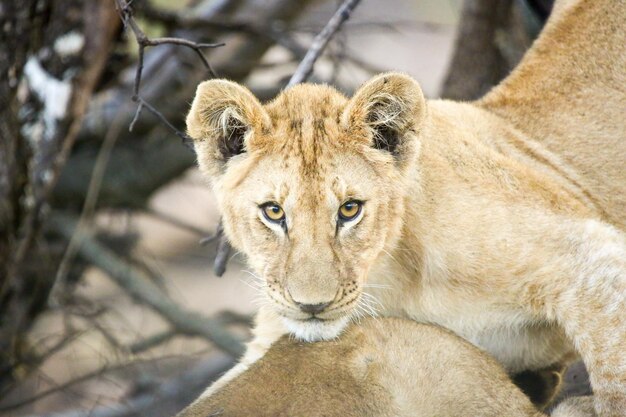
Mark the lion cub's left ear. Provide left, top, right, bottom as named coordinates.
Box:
left=342, top=72, right=426, bottom=168
left=186, top=79, right=270, bottom=177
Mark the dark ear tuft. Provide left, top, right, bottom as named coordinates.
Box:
left=342, top=72, right=426, bottom=169
left=186, top=79, right=269, bottom=176
left=216, top=114, right=247, bottom=160
left=367, top=103, right=401, bottom=155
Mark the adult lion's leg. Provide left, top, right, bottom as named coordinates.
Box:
left=525, top=219, right=626, bottom=417
left=513, top=363, right=566, bottom=410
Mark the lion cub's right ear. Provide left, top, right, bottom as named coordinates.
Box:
left=186, top=80, right=270, bottom=176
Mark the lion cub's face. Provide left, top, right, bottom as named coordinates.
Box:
left=187, top=73, right=425, bottom=341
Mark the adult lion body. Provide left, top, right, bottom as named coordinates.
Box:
left=185, top=0, right=626, bottom=415
left=177, top=318, right=590, bottom=417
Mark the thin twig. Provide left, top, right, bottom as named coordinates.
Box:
left=135, top=97, right=193, bottom=146
left=213, top=232, right=231, bottom=277
left=201, top=222, right=231, bottom=277
left=114, top=0, right=223, bottom=149
left=198, top=222, right=230, bottom=277
left=287, top=0, right=362, bottom=87
left=50, top=108, right=127, bottom=306
left=199, top=233, right=221, bottom=246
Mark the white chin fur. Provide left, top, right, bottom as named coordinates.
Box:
left=282, top=316, right=350, bottom=342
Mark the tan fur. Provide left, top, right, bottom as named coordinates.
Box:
left=177, top=318, right=551, bottom=417
left=177, top=318, right=595, bottom=417
left=185, top=0, right=626, bottom=415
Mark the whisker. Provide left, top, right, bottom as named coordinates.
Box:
left=358, top=293, right=382, bottom=321
left=229, top=250, right=242, bottom=262
left=238, top=277, right=265, bottom=293
left=241, top=269, right=264, bottom=282
left=363, top=283, right=392, bottom=290
left=361, top=291, right=384, bottom=309
left=357, top=297, right=374, bottom=318
left=350, top=303, right=366, bottom=324
left=381, top=248, right=402, bottom=266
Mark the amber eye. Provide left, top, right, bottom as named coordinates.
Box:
left=261, top=203, right=285, bottom=223
left=338, top=200, right=362, bottom=222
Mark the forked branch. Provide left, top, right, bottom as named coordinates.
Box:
left=114, top=0, right=224, bottom=147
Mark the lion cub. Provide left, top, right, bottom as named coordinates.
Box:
left=176, top=318, right=592, bottom=417
left=185, top=0, right=626, bottom=415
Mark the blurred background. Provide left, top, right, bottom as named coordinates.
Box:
left=0, top=0, right=551, bottom=415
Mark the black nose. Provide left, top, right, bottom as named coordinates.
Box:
left=296, top=302, right=331, bottom=315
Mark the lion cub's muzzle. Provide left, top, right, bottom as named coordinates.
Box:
left=284, top=280, right=341, bottom=318
left=295, top=301, right=331, bottom=315
left=274, top=285, right=363, bottom=341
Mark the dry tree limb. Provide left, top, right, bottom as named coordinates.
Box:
left=62, top=0, right=316, bottom=212
left=50, top=108, right=128, bottom=305
left=210, top=223, right=231, bottom=277
left=287, top=0, right=362, bottom=87
left=114, top=0, right=224, bottom=148
left=49, top=214, right=245, bottom=357
left=77, top=0, right=243, bottom=142
left=6, top=1, right=120, bottom=277
left=0, top=0, right=120, bottom=390
left=128, top=310, right=252, bottom=354
left=128, top=330, right=177, bottom=354
left=98, top=0, right=319, bottom=278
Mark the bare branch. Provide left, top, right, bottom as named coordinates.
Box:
left=213, top=233, right=232, bottom=278
left=114, top=0, right=223, bottom=149
left=127, top=311, right=252, bottom=354
left=133, top=96, right=193, bottom=147
left=128, top=330, right=176, bottom=354
left=49, top=214, right=245, bottom=357
left=287, top=0, right=362, bottom=87
left=50, top=108, right=129, bottom=305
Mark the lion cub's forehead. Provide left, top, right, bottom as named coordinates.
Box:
left=265, top=84, right=347, bottom=123
left=259, top=84, right=351, bottom=174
